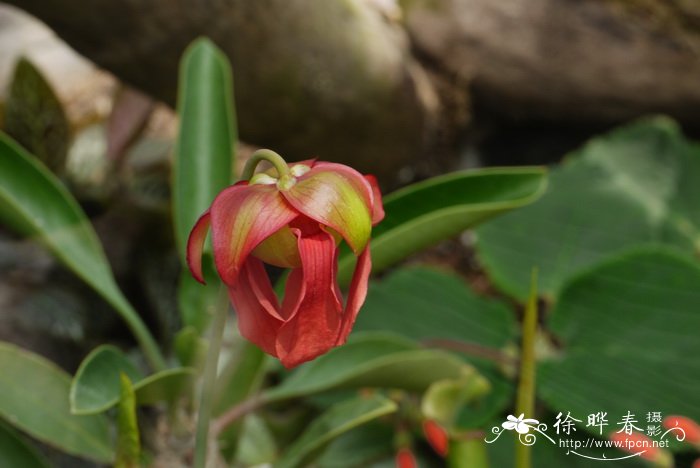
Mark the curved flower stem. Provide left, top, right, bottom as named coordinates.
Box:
left=241, top=149, right=290, bottom=180
left=210, top=394, right=267, bottom=438
left=193, top=286, right=230, bottom=468
left=515, top=269, right=539, bottom=468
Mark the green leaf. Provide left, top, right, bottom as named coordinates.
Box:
left=476, top=117, right=700, bottom=300
left=338, top=167, right=547, bottom=283
left=316, top=422, right=394, bottom=468
left=539, top=248, right=700, bottom=438
left=421, top=370, right=491, bottom=427
left=234, top=415, right=278, bottom=466
left=354, top=267, right=516, bottom=429
left=274, top=395, right=398, bottom=468
left=173, top=38, right=236, bottom=328
left=4, top=57, right=70, bottom=174
left=214, top=341, right=268, bottom=460
left=0, top=421, right=50, bottom=468
left=265, top=333, right=472, bottom=402
left=0, top=132, right=165, bottom=370
left=355, top=267, right=517, bottom=349
left=0, top=341, right=113, bottom=462
left=115, top=374, right=141, bottom=468
left=71, top=345, right=194, bottom=415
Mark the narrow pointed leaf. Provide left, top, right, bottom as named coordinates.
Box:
left=173, top=37, right=236, bottom=329
left=0, top=341, right=113, bottom=462
left=274, top=395, right=398, bottom=468
left=337, top=167, right=547, bottom=283
left=0, top=132, right=165, bottom=370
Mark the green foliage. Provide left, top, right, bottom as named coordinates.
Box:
left=0, top=132, right=164, bottom=370
left=70, top=345, right=194, bottom=415
left=274, top=395, right=398, bottom=468
left=0, top=422, right=50, bottom=468
left=266, top=333, right=475, bottom=402
left=338, top=167, right=547, bottom=283
left=0, top=341, right=113, bottom=462
left=539, top=248, right=700, bottom=435
left=476, top=117, right=700, bottom=300
left=4, top=57, right=70, bottom=174
left=355, top=267, right=516, bottom=349
left=174, top=37, right=237, bottom=332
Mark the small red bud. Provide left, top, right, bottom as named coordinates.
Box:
left=663, top=415, right=700, bottom=445
left=693, top=458, right=700, bottom=468
left=395, top=448, right=417, bottom=468
left=423, top=420, right=449, bottom=457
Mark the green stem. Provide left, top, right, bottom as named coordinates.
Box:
left=241, top=149, right=290, bottom=180
left=515, top=269, right=538, bottom=468
left=193, top=287, right=230, bottom=468
left=111, top=294, right=167, bottom=371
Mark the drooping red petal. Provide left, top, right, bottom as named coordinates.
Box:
left=275, top=228, right=343, bottom=368
left=186, top=210, right=211, bottom=284
left=335, top=245, right=372, bottom=345
left=210, top=183, right=297, bottom=285
left=364, top=174, right=385, bottom=225
left=282, top=163, right=372, bottom=255
left=228, top=257, right=284, bottom=357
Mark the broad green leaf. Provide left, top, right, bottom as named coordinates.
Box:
left=316, top=422, right=394, bottom=468
left=70, top=346, right=142, bottom=414
left=0, top=341, right=113, bottom=462
left=0, top=133, right=165, bottom=369
left=4, top=57, right=70, bottom=174
left=265, top=333, right=473, bottom=402
left=274, top=395, right=397, bottom=468
left=71, top=345, right=194, bottom=414
left=356, top=267, right=516, bottom=349
left=234, top=415, right=278, bottom=466
left=0, top=421, right=50, bottom=468
left=173, top=37, right=236, bottom=258
left=355, top=267, right=516, bottom=429
left=173, top=38, right=236, bottom=330
left=115, top=374, right=140, bottom=468
left=338, top=167, right=547, bottom=283
left=539, top=248, right=700, bottom=438
left=476, top=117, right=700, bottom=300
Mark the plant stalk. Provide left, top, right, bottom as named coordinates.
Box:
left=515, top=269, right=538, bottom=468
left=241, top=149, right=290, bottom=180
left=193, top=287, right=230, bottom=468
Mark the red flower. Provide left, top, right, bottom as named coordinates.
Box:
left=187, top=151, right=384, bottom=368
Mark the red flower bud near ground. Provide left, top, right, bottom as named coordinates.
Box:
left=693, top=458, right=700, bottom=468
left=663, top=415, right=700, bottom=445
left=395, top=448, right=418, bottom=468
left=187, top=151, right=384, bottom=368
left=423, top=420, right=449, bottom=456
